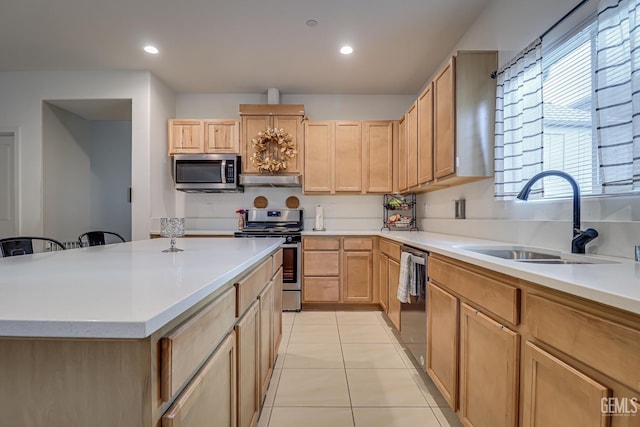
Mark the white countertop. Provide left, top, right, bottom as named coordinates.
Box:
left=188, top=227, right=640, bottom=315
left=0, top=238, right=283, bottom=339
left=307, top=229, right=640, bottom=316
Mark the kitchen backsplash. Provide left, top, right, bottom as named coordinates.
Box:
left=179, top=188, right=384, bottom=231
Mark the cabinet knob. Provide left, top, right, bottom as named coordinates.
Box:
left=498, top=324, right=504, bottom=330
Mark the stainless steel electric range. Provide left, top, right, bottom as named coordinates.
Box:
left=234, top=209, right=303, bottom=311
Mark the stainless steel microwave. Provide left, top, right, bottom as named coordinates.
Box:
left=173, top=154, right=243, bottom=192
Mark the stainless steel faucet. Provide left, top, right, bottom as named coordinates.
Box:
left=516, top=170, right=598, bottom=254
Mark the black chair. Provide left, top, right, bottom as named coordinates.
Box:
left=78, top=231, right=125, bottom=247
left=0, top=236, right=66, bottom=257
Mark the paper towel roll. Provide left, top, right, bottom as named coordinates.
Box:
left=314, top=205, right=324, bottom=231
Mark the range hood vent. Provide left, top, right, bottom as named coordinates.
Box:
left=240, top=174, right=301, bottom=187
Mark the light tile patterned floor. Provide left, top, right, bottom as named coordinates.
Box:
left=258, top=310, right=463, bottom=427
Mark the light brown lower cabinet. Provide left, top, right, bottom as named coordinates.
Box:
left=235, top=301, right=260, bottom=427
left=272, top=267, right=283, bottom=353
left=162, top=332, right=237, bottom=427
left=521, top=341, right=610, bottom=427
left=459, top=303, right=519, bottom=427
left=426, top=282, right=459, bottom=409
left=378, top=253, right=389, bottom=312
left=387, top=258, right=401, bottom=330
left=302, top=236, right=374, bottom=304
left=343, top=250, right=373, bottom=302
left=258, top=280, right=274, bottom=400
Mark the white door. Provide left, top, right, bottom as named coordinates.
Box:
left=0, top=132, right=18, bottom=238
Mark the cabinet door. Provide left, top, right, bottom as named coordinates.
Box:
left=334, top=121, right=363, bottom=192
left=274, top=115, right=303, bottom=174
left=343, top=251, right=373, bottom=302
left=204, top=120, right=239, bottom=153
left=387, top=258, right=401, bottom=330
left=417, top=83, right=434, bottom=184
left=235, top=302, right=260, bottom=427
left=303, top=277, right=340, bottom=302
left=168, top=119, right=204, bottom=154
left=303, top=251, right=340, bottom=276
left=241, top=115, right=271, bottom=173
left=258, top=281, right=274, bottom=400
left=162, top=332, right=236, bottom=427
left=459, top=303, right=519, bottom=427
left=304, top=121, right=333, bottom=193
left=272, top=267, right=283, bottom=355
left=378, top=254, right=389, bottom=312
left=426, top=283, right=459, bottom=410
left=522, top=342, right=610, bottom=427
left=364, top=121, right=394, bottom=193
left=406, top=101, right=419, bottom=188
left=397, top=115, right=408, bottom=192
left=434, top=57, right=456, bottom=179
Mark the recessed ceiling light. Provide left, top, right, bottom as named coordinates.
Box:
left=144, top=45, right=159, bottom=55
left=306, top=19, right=318, bottom=27
left=340, top=45, right=353, bottom=55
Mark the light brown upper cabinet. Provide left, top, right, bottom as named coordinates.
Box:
left=203, top=120, right=240, bottom=153
left=334, top=121, right=363, bottom=192
left=239, top=104, right=305, bottom=174
left=168, top=119, right=240, bottom=155
left=417, top=83, right=434, bottom=184
left=304, top=120, right=395, bottom=194
left=303, top=120, right=362, bottom=194
left=303, top=121, right=333, bottom=193
left=397, top=115, right=408, bottom=193
left=434, top=51, right=497, bottom=185
left=363, top=121, right=395, bottom=193
left=168, top=119, right=204, bottom=155
left=406, top=101, right=419, bottom=188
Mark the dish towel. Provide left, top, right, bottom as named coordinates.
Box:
left=397, top=252, right=414, bottom=303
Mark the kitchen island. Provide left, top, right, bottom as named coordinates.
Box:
left=0, top=238, right=284, bottom=427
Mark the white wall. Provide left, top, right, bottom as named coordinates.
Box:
left=150, top=74, right=178, bottom=231
left=90, top=120, right=132, bottom=241
left=173, top=93, right=414, bottom=231
left=42, top=104, right=91, bottom=242
left=418, top=0, right=640, bottom=259
left=0, top=70, right=162, bottom=240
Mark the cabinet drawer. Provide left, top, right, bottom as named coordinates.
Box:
left=343, top=237, right=373, bottom=251
left=235, top=258, right=272, bottom=316
left=429, top=256, right=520, bottom=325
left=379, top=238, right=401, bottom=260
left=303, top=251, right=340, bottom=276
left=303, top=277, right=340, bottom=302
left=526, top=294, right=640, bottom=392
left=162, top=332, right=236, bottom=427
left=161, top=287, right=236, bottom=401
left=272, top=249, right=283, bottom=271
left=303, top=237, right=340, bottom=250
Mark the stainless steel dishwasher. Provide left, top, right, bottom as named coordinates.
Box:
left=399, top=245, right=428, bottom=368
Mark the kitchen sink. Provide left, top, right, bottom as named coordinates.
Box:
left=466, top=248, right=561, bottom=260
left=457, top=245, right=619, bottom=265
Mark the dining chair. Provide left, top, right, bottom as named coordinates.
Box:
left=78, top=231, right=125, bottom=247
left=0, top=236, right=66, bottom=257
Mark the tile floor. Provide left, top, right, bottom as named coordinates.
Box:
left=257, top=310, right=463, bottom=427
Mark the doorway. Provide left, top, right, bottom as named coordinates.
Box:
left=0, top=131, right=18, bottom=238
left=42, top=99, right=132, bottom=243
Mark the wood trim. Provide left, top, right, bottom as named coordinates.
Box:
left=160, top=286, right=236, bottom=401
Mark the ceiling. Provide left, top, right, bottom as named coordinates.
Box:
left=0, top=0, right=491, bottom=95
